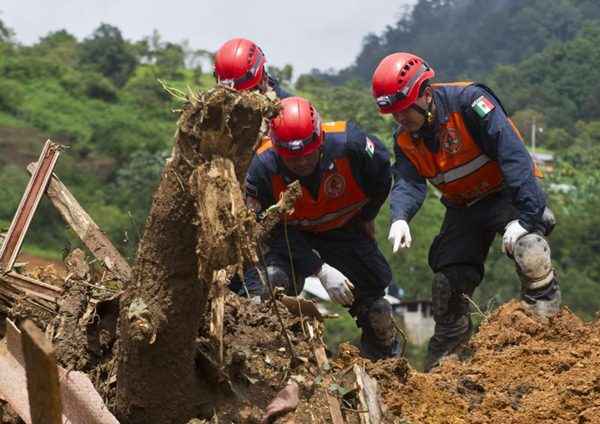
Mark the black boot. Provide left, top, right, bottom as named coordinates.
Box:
left=357, top=298, right=401, bottom=360
left=424, top=315, right=471, bottom=372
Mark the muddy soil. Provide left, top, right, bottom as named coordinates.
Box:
left=334, top=301, right=600, bottom=424
left=3, top=256, right=600, bottom=424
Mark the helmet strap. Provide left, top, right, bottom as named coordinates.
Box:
left=410, top=94, right=435, bottom=125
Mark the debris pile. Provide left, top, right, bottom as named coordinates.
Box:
left=1, top=85, right=599, bottom=424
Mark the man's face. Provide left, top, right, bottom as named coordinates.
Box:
left=281, top=149, right=320, bottom=177
left=391, top=88, right=432, bottom=133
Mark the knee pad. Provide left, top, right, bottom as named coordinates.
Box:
left=513, top=234, right=554, bottom=290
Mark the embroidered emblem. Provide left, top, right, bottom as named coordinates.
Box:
left=440, top=127, right=462, bottom=154
left=324, top=173, right=346, bottom=198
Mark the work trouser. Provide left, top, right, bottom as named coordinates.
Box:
left=241, top=222, right=399, bottom=360
left=424, top=189, right=559, bottom=371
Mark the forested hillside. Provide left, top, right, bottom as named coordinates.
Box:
left=1, top=0, right=600, bottom=327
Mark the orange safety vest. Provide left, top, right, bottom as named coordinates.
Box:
left=259, top=121, right=369, bottom=233
left=395, top=82, right=541, bottom=206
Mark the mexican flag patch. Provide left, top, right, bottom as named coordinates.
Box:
left=471, top=95, right=495, bottom=118
left=365, top=137, right=375, bottom=158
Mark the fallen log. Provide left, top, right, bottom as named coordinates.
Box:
left=116, top=86, right=278, bottom=424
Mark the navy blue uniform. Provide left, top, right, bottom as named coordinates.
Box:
left=242, top=121, right=399, bottom=359
left=267, top=74, right=292, bottom=99
left=243, top=121, right=392, bottom=301
left=391, top=84, right=546, bottom=231
left=389, top=82, right=556, bottom=370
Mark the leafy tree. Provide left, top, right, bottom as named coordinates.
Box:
left=78, top=23, right=138, bottom=87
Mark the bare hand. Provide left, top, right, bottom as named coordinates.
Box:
left=262, top=381, right=299, bottom=423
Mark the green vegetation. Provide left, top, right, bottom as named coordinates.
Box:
left=1, top=0, right=600, bottom=362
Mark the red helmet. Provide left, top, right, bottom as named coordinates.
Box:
left=214, top=38, right=266, bottom=90
left=371, top=52, right=435, bottom=114
left=270, top=97, right=322, bottom=159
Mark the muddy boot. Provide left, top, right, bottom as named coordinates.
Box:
left=424, top=269, right=479, bottom=372
left=357, top=298, right=401, bottom=360
left=522, top=278, right=561, bottom=318
left=424, top=315, right=472, bottom=372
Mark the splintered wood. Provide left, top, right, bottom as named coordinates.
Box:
left=307, top=319, right=345, bottom=424
left=353, top=365, right=383, bottom=424
left=210, top=269, right=227, bottom=365
left=0, top=140, right=60, bottom=272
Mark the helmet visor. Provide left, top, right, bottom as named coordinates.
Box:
left=225, top=49, right=265, bottom=88
left=375, top=63, right=431, bottom=111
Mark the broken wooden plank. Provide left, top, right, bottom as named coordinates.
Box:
left=308, top=320, right=345, bottom=424
left=353, top=364, right=383, bottom=424
left=0, top=141, right=60, bottom=272
left=1, top=271, right=62, bottom=303
left=27, top=162, right=132, bottom=282
left=280, top=295, right=324, bottom=321
left=0, top=320, right=120, bottom=424
left=21, top=319, right=63, bottom=424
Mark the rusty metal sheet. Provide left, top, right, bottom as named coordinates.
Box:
left=0, top=320, right=119, bottom=424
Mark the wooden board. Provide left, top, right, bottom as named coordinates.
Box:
left=27, top=162, right=132, bottom=282
left=0, top=141, right=60, bottom=272
left=21, top=320, right=63, bottom=424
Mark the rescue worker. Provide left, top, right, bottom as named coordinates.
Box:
left=245, top=96, right=399, bottom=360
left=370, top=52, right=560, bottom=371
left=213, top=37, right=290, bottom=99
left=214, top=38, right=291, bottom=297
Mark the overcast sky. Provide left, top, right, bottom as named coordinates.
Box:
left=1, top=0, right=415, bottom=77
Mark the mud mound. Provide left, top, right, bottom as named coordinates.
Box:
left=333, top=301, right=600, bottom=424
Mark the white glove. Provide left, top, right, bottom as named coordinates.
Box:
left=316, top=263, right=355, bottom=306
left=388, top=220, right=412, bottom=253
left=502, top=220, right=529, bottom=255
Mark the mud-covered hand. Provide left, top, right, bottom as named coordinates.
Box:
left=502, top=220, right=528, bottom=255
left=388, top=220, right=412, bottom=253
left=316, top=263, right=355, bottom=306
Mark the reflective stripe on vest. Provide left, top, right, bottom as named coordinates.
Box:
left=429, top=154, right=492, bottom=185
left=396, top=107, right=504, bottom=206
left=284, top=198, right=369, bottom=229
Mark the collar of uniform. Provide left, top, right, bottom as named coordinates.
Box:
left=432, top=89, right=449, bottom=126
left=409, top=90, right=447, bottom=151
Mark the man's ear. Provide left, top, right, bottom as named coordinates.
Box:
left=424, top=86, right=434, bottom=104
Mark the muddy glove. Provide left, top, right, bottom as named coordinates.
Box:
left=316, top=263, right=355, bottom=306
left=502, top=220, right=529, bottom=255
left=388, top=220, right=412, bottom=253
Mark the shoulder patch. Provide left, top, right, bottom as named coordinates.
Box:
left=471, top=95, right=496, bottom=118
left=365, top=137, right=375, bottom=158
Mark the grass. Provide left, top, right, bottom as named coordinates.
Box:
left=0, top=112, right=27, bottom=127
left=20, top=244, right=63, bottom=261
